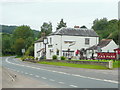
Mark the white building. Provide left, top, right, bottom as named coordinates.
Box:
left=86, top=39, right=118, bottom=58
left=34, top=27, right=99, bottom=59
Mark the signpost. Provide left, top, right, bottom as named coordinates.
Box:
left=22, top=49, right=25, bottom=56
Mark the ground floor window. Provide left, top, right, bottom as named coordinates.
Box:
left=62, top=50, right=74, bottom=57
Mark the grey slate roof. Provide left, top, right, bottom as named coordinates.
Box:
left=50, top=27, right=99, bottom=37
left=86, top=39, right=112, bottom=50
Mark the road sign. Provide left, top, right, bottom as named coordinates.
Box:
left=22, top=49, right=25, bottom=53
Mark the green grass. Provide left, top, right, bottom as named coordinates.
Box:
left=113, top=61, right=120, bottom=68
left=71, top=59, right=111, bottom=62
left=15, top=55, right=22, bottom=58
left=38, top=61, right=108, bottom=69
left=72, top=59, right=120, bottom=68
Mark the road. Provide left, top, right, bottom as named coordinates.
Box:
left=1, top=56, right=119, bottom=88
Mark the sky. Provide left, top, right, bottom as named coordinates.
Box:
left=0, top=0, right=119, bottom=31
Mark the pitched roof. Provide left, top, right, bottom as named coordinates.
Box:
left=50, top=27, right=99, bottom=37
left=86, top=39, right=112, bottom=50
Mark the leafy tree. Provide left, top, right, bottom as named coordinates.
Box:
left=13, top=25, right=33, bottom=40
left=13, top=38, right=25, bottom=55
left=13, top=25, right=34, bottom=55
left=25, top=45, right=34, bottom=56
left=2, top=33, right=15, bottom=55
left=56, top=19, right=67, bottom=30
left=92, top=18, right=119, bottom=44
left=92, top=18, right=108, bottom=31
left=39, top=22, right=52, bottom=37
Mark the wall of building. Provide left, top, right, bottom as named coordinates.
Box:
left=102, top=40, right=118, bottom=52
left=46, top=35, right=99, bottom=59
left=34, top=42, right=44, bottom=58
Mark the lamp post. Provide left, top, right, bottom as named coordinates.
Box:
left=43, top=37, right=48, bottom=59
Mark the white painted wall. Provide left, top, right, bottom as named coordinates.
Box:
left=34, top=42, right=44, bottom=59
left=101, top=40, right=118, bottom=52
left=87, top=40, right=118, bottom=59
left=46, top=35, right=99, bottom=59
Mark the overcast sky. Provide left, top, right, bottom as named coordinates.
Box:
left=0, top=0, right=119, bottom=31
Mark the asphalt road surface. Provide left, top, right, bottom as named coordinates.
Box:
left=1, top=56, right=119, bottom=88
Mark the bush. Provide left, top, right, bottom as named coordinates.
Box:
left=21, top=56, right=34, bottom=61
left=61, top=56, right=66, bottom=60
left=52, top=55, right=57, bottom=60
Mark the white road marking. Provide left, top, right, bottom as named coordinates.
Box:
left=41, top=77, right=47, bottom=79
left=5, top=71, right=15, bottom=81
left=25, top=72, right=28, bottom=74
left=6, top=57, right=119, bottom=84
left=30, top=74, right=33, bottom=75
left=58, top=82, right=64, bottom=84
left=69, top=85, right=78, bottom=88
left=49, top=79, right=55, bottom=81
left=35, top=75, right=39, bottom=77
left=52, top=71, right=57, bottom=72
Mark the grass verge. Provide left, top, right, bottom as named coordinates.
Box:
left=113, top=61, right=120, bottom=68
left=38, top=61, right=109, bottom=69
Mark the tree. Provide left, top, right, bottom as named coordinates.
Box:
left=2, top=33, right=15, bottom=55
left=92, top=18, right=119, bottom=44
left=92, top=18, right=108, bottom=31
left=25, top=45, right=34, bottom=56
left=13, top=25, right=34, bottom=55
left=13, top=25, right=33, bottom=40
left=13, top=38, right=25, bottom=55
left=39, top=22, right=52, bottom=37
left=56, top=19, right=67, bottom=30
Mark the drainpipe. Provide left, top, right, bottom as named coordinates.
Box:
left=61, top=34, right=62, bottom=58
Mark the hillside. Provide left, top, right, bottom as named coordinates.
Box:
left=0, top=25, right=40, bottom=38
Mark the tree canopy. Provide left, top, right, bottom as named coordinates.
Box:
left=92, top=18, right=119, bottom=44
left=39, top=22, right=52, bottom=38
left=56, top=19, right=67, bottom=30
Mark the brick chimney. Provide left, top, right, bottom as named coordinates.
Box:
left=74, top=26, right=80, bottom=28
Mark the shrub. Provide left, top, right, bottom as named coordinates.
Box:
left=21, top=56, right=34, bottom=61
left=36, top=57, right=38, bottom=60
left=61, top=56, right=66, bottom=60
left=52, top=55, right=57, bottom=60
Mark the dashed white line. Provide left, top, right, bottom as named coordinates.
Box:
left=58, top=82, right=64, bottom=84
left=6, top=57, right=119, bottom=84
left=29, top=74, right=33, bottom=76
left=35, top=75, right=39, bottom=77
left=49, top=79, right=55, bottom=81
left=25, top=72, right=28, bottom=74
left=52, top=71, right=57, bottom=72
left=69, top=85, right=78, bottom=88
left=41, top=77, right=47, bottom=79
